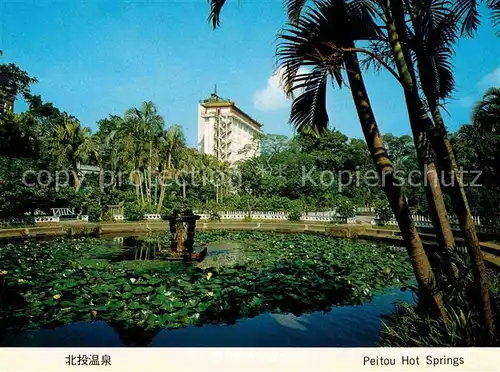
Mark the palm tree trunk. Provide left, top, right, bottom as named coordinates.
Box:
left=386, top=0, right=493, bottom=335
left=383, top=8, right=455, bottom=253
left=182, top=181, right=186, bottom=199
left=73, top=162, right=80, bottom=190
left=429, top=104, right=495, bottom=337
left=139, top=169, right=145, bottom=204
left=149, top=141, right=153, bottom=207
left=343, top=48, right=446, bottom=320
left=157, top=163, right=167, bottom=214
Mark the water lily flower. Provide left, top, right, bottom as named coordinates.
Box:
left=390, top=254, right=395, bottom=259
left=130, top=278, right=136, bottom=283
left=206, top=272, right=213, bottom=280
left=1, top=270, right=8, bottom=275
left=17, top=279, right=24, bottom=283
left=53, top=294, right=61, bottom=300
left=207, top=291, right=214, bottom=297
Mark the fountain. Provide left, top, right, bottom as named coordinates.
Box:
left=161, top=209, right=207, bottom=262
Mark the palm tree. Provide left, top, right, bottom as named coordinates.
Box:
left=157, top=125, right=186, bottom=212
left=403, top=0, right=497, bottom=336
left=177, top=147, right=200, bottom=200
left=51, top=116, right=99, bottom=190
left=119, top=118, right=146, bottom=203
left=124, top=102, right=164, bottom=206
left=473, top=87, right=500, bottom=127
left=209, top=0, right=447, bottom=319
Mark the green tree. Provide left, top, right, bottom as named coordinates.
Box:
left=51, top=116, right=99, bottom=190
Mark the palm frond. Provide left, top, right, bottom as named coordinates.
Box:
left=285, top=0, right=308, bottom=23
left=472, top=87, right=500, bottom=130
left=407, top=0, right=458, bottom=103
left=488, top=0, right=500, bottom=35
left=361, top=39, right=397, bottom=73
left=289, top=67, right=329, bottom=137
left=451, top=0, right=480, bottom=37
left=208, top=0, right=227, bottom=28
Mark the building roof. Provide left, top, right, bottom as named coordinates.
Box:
left=200, top=93, right=263, bottom=128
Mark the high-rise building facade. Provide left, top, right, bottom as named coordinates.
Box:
left=197, top=91, right=262, bottom=164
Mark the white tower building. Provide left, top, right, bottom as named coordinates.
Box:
left=197, top=90, right=262, bottom=164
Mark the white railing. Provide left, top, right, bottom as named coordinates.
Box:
left=0, top=219, right=26, bottom=225
left=356, top=207, right=375, bottom=213
left=32, top=216, right=60, bottom=223
left=193, top=210, right=356, bottom=223
left=51, top=207, right=78, bottom=217
left=372, top=214, right=484, bottom=228
left=143, top=214, right=162, bottom=220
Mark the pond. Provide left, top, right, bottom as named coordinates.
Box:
left=0, top=231, right=414, bottom=347
left=1, top=288, right=414, bottom=347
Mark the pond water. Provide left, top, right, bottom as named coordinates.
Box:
left=1, top=288, right=413, bottom=347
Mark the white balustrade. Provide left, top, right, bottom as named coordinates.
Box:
left=32, top=216, right=60, bottom=223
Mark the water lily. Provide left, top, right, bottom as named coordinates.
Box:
left=53, top=294, right=61, bottom=300
left=206, top=272, right=213, bottom=280
left=1, top=270, right=8, bottom=275
left=130, top=278, right=136, bottom=283
left=206, top=291, right=214, bottom=297
left=17, top=279, right=24, bottom=283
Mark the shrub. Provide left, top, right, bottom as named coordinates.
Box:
left=243, top=215, right=253, bottom=222
left=374, top=199, right=393, bottom=224
left=100, top=210, right=114, bottom=222
left=336, top=196, right=356, bottom=218
left=85, top=202, right=102, bottom=222
left=380, top=251, right=500, bottom=347
left=288, top=203, right=303, bottom=222
left=124, top=202, right=148, bottom=221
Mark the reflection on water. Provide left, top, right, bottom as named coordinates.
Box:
left=121, top=237, right=160, bottom=261
left=1, top=288, right=414, bottom=347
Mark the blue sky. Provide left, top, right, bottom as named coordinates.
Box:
left=2, top=0, right=499, bottom=147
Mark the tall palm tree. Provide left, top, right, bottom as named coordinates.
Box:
left=209, top=0, right=447, bottom=318
left=402, top=0, right=498, bottom=336
left=157, top=125, right=186, bottom=212
left=177, top=147, right=200, bottom=200
left=124, top=102, right=164, bottom=206
left=362, top=0, right=495, bottom=339
left=51, top=116, right=99, bottom=190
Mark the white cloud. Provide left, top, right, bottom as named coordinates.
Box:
left=253, top=67, right=308, bottom=112
left=478, top=67, right=500, bottom=88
